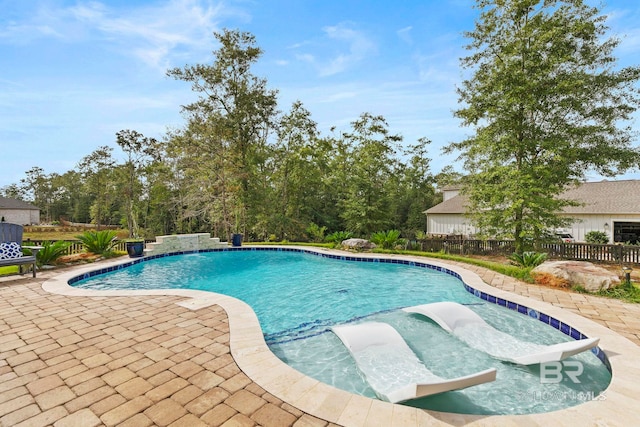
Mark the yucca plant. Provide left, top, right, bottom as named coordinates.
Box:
left=370, top=230, right=401, bottom=249
left=508, top=251, right=548, bottom=268
left=76, top=230, right=119, bottom=255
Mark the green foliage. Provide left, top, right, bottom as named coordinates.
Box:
left=337, top=114, right=402, bottom=235
left=585, top=231, right=609, bottom=244
left=76, top=230, right=119, bottom=255
left=448, top=0, right=640, bottom=253
left=370, top=230, right=401, bottom=249
left=325, top=231, right=353, bottom=247
left=305, top=223, right=327, bottom=243
left=167, top=29, right=278, bottom=240
left=33, top=241, right=72, bottom=266
left=574, top=282, right=640, bottom=304
left=77, top=146, right=117, bottom=228
left=508, top=251, right=548, bottom=268
left=116, top=129, right=159, bottom=239
left=5, top=30, right=444, bottom=241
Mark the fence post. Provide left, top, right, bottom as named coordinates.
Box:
left=619, top=245, right=624, bottom=266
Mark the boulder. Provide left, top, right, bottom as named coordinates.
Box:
left=341, top=238, right=376, bottom=250
left=531, top=260, right=621, bottom=292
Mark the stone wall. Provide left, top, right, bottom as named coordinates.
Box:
left=143, top=233, right=228, bottom=256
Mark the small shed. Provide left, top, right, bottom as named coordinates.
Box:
left=0, top=197, right=40, bottom=225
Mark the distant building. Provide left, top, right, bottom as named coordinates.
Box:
left=0, top=197, right=40, bottom=225
left=425, top=180, right=640, bottom=244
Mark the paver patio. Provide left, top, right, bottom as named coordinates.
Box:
left=1, top=252, right=639, bottom=426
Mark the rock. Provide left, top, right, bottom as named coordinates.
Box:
left=341, top=238, right=377, bottom=250
left=531, top=260, right=621, bottom=291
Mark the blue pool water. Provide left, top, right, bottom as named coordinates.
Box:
left=72, top=249, right=611, bottom=415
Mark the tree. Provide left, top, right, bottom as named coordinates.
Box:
left=0, top=183, right=25, bottom=200
left=339, top=113, right=402, bottom=235
left=268, top=101, right=323, bottom=240
left=167, top=29, right=278, bottom=239
left=448, top=0, right=640, bottom=253
left=20, top=167, right=52, bottom=222
left=115, top=129, right=159, bottom=238
left=391, top=138, right=438, bottom=235
left=77, top=146, right=117, bottom=228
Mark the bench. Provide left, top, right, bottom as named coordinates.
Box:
left=0, top=222, right=42, bottom=278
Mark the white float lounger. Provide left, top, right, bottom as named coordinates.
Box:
left=403, top=302, right=599, bottom=366
left=331, top=322, right=497, bottom=403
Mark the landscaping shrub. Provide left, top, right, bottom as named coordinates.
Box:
left=306, top=222, right=327, bottom=243
left=76, top=230, right=119, bottom=255
left=585, top=231, right=609, bottom=244
left=508, top=251, right=547, bottom=268
left=30, top=241, right=73, bottom=266
left=325, top=231, right=353, bottom=247
left=371, top=230, right=401, bottom=249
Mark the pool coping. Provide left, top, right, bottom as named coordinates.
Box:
left=40, top=246, right=640, bottom=426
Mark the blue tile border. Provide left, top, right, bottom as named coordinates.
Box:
left=67, top=246, right=611, bottom=372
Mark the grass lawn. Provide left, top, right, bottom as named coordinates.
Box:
left=23, top=229, right=129, bottom=241
left=0, top=266, right=19, bottom=276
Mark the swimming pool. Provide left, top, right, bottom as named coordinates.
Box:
left=71, top=248, right=611, bottom=415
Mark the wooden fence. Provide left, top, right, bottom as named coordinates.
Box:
left=417, top=239, right=640, bottom=265
left=23, top=239, right=129, bottom=254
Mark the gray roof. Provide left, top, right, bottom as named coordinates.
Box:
left=0, top=196, right=39, bottom=211
left=426, top=180, right=640, bottom=215
left=426, top=194, right=468, bottom=214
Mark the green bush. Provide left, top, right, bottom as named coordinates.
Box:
left=306, top=223, right=327, bottom=243
left=33, top=241, right=72, bottom=266
left=371, top=230, right=401, bottom=249
left=76, top=230, right=119, bottom=255
left=508, top=251, right=548, bottom=268
left=585, top=231, right=609, bottom=244
left=415, top=230, right=427, bottom=240
left=325, top=231, right=353, bottom=247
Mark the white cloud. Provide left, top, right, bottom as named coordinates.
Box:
left=397, top=26, right=413, bottom=45
left=290, top=22, right=376, bottom=77
left=319, top=23, right=376, bottom=76
left=597, top=6, right=640, bottom=57
left=296, top=53, right=315, bottom=63
left=0, top=0, right=229, bottom=69
left=71, top=0, right=227, bottom=69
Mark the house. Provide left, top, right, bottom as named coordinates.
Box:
left=0, top=197, right=40, bottom=225
left=425, top=180, right=640, bottom=244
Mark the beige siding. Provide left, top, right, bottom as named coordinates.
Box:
left=427, top=213, right=640, bottom=243
left=427, top=213, right=478, bottom=237
left=564, top=214, right=640, bottom=243
left=0, top=209, right=40, bottom=225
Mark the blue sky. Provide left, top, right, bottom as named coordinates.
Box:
left=1, top=0, right=640, bottom=188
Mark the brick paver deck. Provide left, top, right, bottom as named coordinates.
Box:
left=1, top=254, right=639, bottom=426
left=0, top=269, right=331, bottom=427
